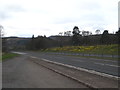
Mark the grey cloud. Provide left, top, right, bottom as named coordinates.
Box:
left=5, top=5, right=25, bottom=12
left=92, top=24, right=106, bottom=31
left=0, top=11, right=10, bottom=21
left=53, top=17, right=81, bottom=24
left=76, top=1, right=101, bottom=11
left=81, top=23, right=106, bottom=31
left=81, top=14, right=105, bottom=22
left=118, top=1, right=120, bottom=27
left=54, top=14, right=105, bottom=25
left=18, top=33, right=32, bottom=37
left=0, top=5, right=25, bottom=20
left=0, top=11, right=9, bottom=19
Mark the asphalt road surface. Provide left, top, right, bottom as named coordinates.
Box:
left=15, top=51, right=119, bottom=77
left=3, top=56, right=88, bottom=88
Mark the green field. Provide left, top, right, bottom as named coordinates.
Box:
left=44, top=44, right=118, bottom=55
left=2, top=53, right=19, bottom=61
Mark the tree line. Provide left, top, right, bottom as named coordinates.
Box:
left=1, top=24, right=119, bottom=51
left=26, top=26, right=120, bottom=50
left=26, top=35, right=59, bottom=50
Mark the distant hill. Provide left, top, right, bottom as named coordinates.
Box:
left=2, top=37, right=31, bottom=50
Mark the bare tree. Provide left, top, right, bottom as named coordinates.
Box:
left=64, top=31, right=71, bottom=36
left=82, top=31, right=91, bottom=36
left=95, top=29, right=101, bottom=35
left=58, top=32, right=63, bottom=36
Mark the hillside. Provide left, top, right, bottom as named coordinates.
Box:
left=44, top=44, right=118, bottom=55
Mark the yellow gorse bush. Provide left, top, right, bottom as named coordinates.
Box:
left=45, top=44, right=118, bottom=55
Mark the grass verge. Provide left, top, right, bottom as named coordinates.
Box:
left=2, top=53, right=20, bottom=61
left=44, top=44, right=118, bottom=55
left=41, top=44, right=118, bottom=60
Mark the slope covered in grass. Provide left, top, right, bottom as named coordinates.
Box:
left=2, top=53, right=19, bottom=61
left=44, top=44, right=118, bottom=55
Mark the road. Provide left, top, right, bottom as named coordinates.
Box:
left=3, top=55, right=88, bottom=88
left=43, top=52, right=118, bottom=58
left=15, top=51, right=119, bottom=77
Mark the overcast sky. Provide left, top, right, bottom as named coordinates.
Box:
left=0, top=0, right=119, bottom=37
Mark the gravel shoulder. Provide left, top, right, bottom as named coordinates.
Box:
left=2, top=56, right=87, bottom=88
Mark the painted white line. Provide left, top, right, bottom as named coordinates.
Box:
left=94, top=62, right=120, bottom=68
left=12, top=51, right=27, bottom=55
left=90, top=58, right=118, bottom=63
left=94, top=62, right=105, bottom=66
left=101, top=59, right=117, bottom=63
left=106, top=64, right=120, bottom=68
left=30, top=56, right=39, bottom=59
left=30, top=56, right=119, bottom=80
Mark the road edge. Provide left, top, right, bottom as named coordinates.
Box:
left=30, top=56, right=119, bottom=80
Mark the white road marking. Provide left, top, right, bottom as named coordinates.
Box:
left=106, top=64, right=120, bottom=68
left=94, top=62, right=120, bottom=67
left=99, top=59, right=117, bottom=63
left=94, top=62, right=105, bottom=66
left=12, top=51, right=27, bottom=55
left=30, top=56, right=39, bottom=59
left=30, top=56, right=119, bottom=80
